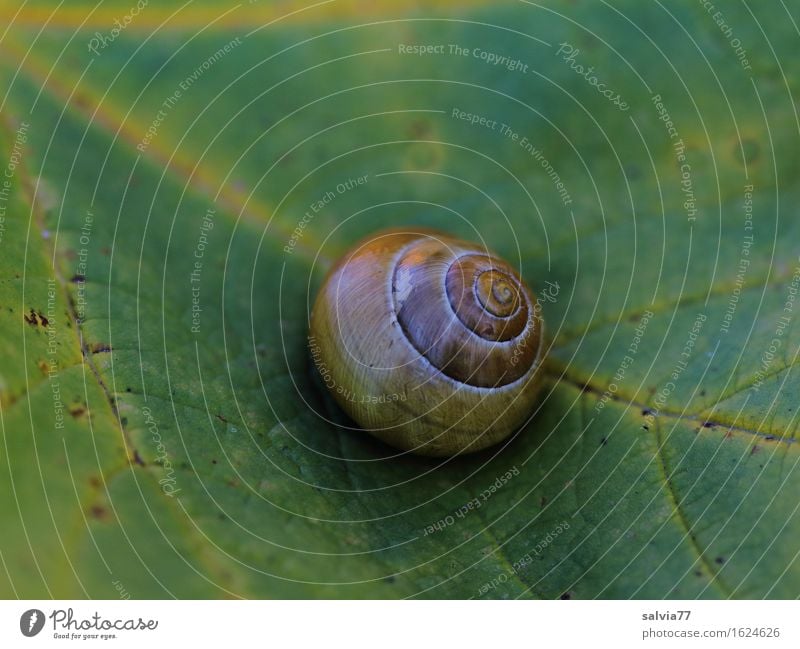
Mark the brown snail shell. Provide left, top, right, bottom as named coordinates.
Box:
left=309, top=228, right=546, bottom=457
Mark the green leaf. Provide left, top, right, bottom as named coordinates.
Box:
left=1, top=0, right=799, bottom=598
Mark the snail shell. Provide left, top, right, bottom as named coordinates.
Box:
left=309, top=228, right=546, bottom=457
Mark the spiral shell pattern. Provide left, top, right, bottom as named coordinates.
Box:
left=392, top=237, right=541, bottom=388
left=310, top=228, right=546, bottom=456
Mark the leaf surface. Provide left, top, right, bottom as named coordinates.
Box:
left=1, top=0, right=799, bottom=598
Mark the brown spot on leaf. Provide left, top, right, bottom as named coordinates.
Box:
left=408, top=119, right=432, bottom=139
left=68, top=403, right=87, bottom=418
left=89, top=504, right=108, bottom=521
